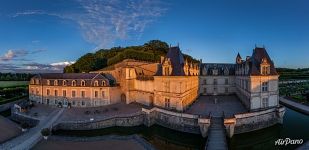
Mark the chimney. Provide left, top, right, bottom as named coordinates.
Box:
left=246, top=56, right=250, bottom=61
left=160, top=56, right=165, bottom=64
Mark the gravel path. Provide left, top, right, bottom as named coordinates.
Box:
left=0, top=108, right=64, bottom=150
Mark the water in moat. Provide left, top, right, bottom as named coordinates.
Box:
left=52, top=107, right=309, bottom=150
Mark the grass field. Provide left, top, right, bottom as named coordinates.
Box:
left=0, top=81, right=29, bottom=88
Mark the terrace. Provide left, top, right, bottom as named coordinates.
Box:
left=185, top=95, right=248, bottom=118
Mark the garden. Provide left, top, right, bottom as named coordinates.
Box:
left=279, top=81, right=309, bottom=104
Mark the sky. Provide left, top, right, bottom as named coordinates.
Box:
left=0, top=0, right=308, bottom=73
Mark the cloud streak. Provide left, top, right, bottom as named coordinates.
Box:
left=0, top=61, right=75, bottom=73
left=12, top=0, right=168, bottom=49
left=0, top=49, right=45, bottom=62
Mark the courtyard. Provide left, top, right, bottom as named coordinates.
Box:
left=185, top=95, right=248, bottom=118
left=0, top=116, right=21, bottom=143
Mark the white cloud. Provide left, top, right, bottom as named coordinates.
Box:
left=12, top=0, right=168, bottom=49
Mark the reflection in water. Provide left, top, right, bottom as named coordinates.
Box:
left=53, top=125, right=206, bottom=150
left=229, top=108, right=309, bottom=150
left=53, top=108, right=308, bottom=150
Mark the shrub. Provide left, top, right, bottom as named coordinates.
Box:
left=41, top=128, right=50, bottom=136
left=21, top=122, right=30, bottom=129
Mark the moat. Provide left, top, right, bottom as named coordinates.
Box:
left=37, top=107, right=308, bottom=150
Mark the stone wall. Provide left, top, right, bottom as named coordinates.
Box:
left=0, top=99, right=25, bottom=112
left=54, top=112, right=144, bottom=130
left=53, top=107, right=211, bottom=137
left=224, top=106, right=285, bottom=137
left=142, top=107, right=208, bottom=135
left=11, top=112, right=40, bottom=127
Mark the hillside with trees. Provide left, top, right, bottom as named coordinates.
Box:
left=64, top=40, right=199, bottom=73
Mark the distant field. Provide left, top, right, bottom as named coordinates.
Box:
left=0, top=81, right=29, bottom=88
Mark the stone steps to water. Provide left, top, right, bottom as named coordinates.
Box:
left=205, top=117, right=228, bottom=150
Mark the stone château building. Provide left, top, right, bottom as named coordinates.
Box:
left=29, top=46, right=279, bottom=112
left=199, top=47, right=279, bottom=111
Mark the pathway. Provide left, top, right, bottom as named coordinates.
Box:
left=205, top=117, right=228, bottom=150
left=280, top=97, right=309, bottom=115
left=0, top=108, right=64, bottom=150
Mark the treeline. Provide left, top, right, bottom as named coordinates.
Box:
left=64, top=40, right=199, bottom=73
left=0, top=73, right=34, bottom=81
left=277, top=68, right=309, bottom=80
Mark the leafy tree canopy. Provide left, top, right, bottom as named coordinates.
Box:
left=64, top=40, right=199, bottom=73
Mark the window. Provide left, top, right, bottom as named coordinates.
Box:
left=261, top=66, right=270, bottom=75
left=72, top=101, right=76, bottom=106
left=203, top=88, right=207, bottom=94
left=203, top=79, right=206, bottom=85
left=63, top=90, right=66, bottom=97
left=164, top=98, right=170, bottom=108
left=47, top=80, right=50, bottom=85
left=54, top=80, right=58, bottom=86
left=94, top=80, right=99, bottom=86
left=54, top=90, right=58, bottom=96
left=81, top=91, right=85, bottom=98
left=55, top=100, right=57, bottom=105
left=95, top=91, right=98, bottom=98
left=82, top=101, right=85, bottom=106
left=31, top=79, right=35, bottom=84
left=81, top=80, right=86, bottom=86
left=72, top=80, right=76, bottom=86
left=35, top=79, right=40, bottom=84
left=102, top=91, right=105, bottom=98
left=63, top=80, right=67, bottom=86
left=262, top=82, right=268, bottom=92
left=214, top=79, right=217, bottom=85
left=225, top=78, right=228, bottom=85
left=72, top=91, right=76, bottom=97
left=102, top=81, right=106, bottom=86
left=225, top=87, right=228, bottom=93
left=47, top=89, right=50, bottom=96
left=262, top=98, right=268, bottom=108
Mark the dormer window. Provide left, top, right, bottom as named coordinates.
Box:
left=54, top=80, right=58, bottom=86
left=72, top=80, right=76, bottom=86
left=35, top=79, right=40, bottom=84
left=81, top=80, right=86, bottom=86
left=260, top=58, right=270, bottom=75
left=63, top=80, right=67, bottom=86
left=47, top=80, right=50, bottom=85
left=102, top=81, right=106, bottom=86
left=94, top=80, right=99, bottom=86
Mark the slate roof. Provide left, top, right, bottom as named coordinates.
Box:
left=156, top=46, right=186, bottom=76
left=31, top=73, right=111, bottom=86
left=200, top=63, right=235, bottom=76
left=244, top=47, right=278, bottom=75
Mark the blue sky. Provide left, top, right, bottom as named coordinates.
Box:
left=0, top=0, right=308, bottom=73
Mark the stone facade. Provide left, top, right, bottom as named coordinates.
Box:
left=92, top=47, right=199, bottom=111
left=200, top=47, right=280, bottom=111
left=29, top=73, right=121, bottom=107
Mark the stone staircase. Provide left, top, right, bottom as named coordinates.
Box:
left=205, top=117, right=228, bottom=150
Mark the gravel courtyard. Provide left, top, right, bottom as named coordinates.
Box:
left=0, top=116, right=21, bottom=143
left=186, top=95, right=248, bottom=118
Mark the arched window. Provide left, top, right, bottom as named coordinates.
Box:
left=47, top=80, right=50, bottom=85
left=81, top=80, right=86, bottom=86
left=102, top=81, right=106, bottom=86
left=54, top=80, right=58, bottom=86
left=63, top=80, right=67, bottom=86
left=94, top=80, right=99, bottom=86
left=72, top=80, right=76, bottom=86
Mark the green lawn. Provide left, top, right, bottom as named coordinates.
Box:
left=0, top=81, right=29, bottom=88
